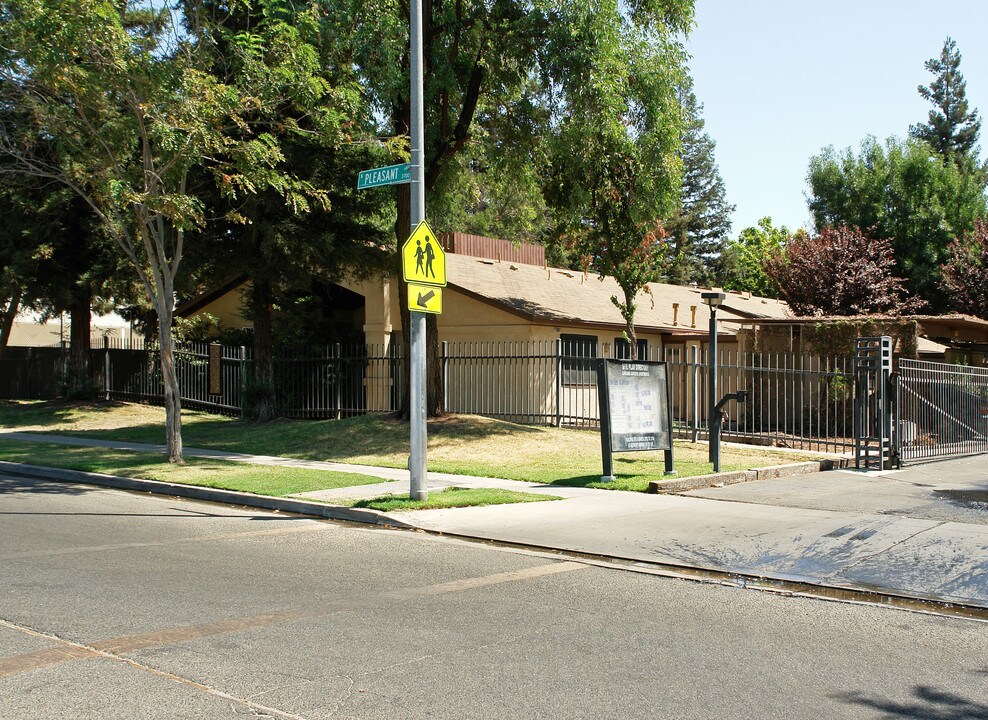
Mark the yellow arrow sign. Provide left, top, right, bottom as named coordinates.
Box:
left=408, top=283, right=443, bottom=314
left=401, top=220, right=446, bottom=286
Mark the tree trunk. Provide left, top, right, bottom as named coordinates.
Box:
left=250, top=277, right=278, bottom=422
left=157, top=306, right=184, bottom=463
left=0, top=289, right=20, bottom=362
left=66, top=285, right=94, bottom=398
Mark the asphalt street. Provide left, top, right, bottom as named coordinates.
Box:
left=1, top=472, right=987, bottom=719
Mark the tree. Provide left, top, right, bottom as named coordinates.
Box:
left=943, top=220, right=988, bottom=319
left=909, top=37, right=982, bottom=167
left=176, top=0, right=390, bottom=421
left=763, top=225, right=923, bottom=317
left=716, top=217, right=790, bottom=297
left=429, top=126, right=550, bottom=245
left=557, top=145, right=672, bottom=358
left=545, top=3, right=691, bottom=359
left=0, top=1, right=350, bottom=461
left=807, top=137, right=987, bottom=311
left=340, top=0, right=695, bottom=409
left=23, top=193, right=126, bottom=398
left=665, top=89, right=734, bottom=286
left=0, top=175, right=43, bottom=359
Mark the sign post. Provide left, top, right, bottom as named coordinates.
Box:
left=408, top=0, right=428, bottom=501
left=597, top=359, right=674, bottom=480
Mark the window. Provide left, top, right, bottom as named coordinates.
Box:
left=614, top=337, right=648, bottom=361
left=561, top=333, right=598, bottom=385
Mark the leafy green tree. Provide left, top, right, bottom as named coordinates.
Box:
left=909, top=37, right=982, bottom=167
left=764, top=225, right=922, bottom=316
left=429, top=126, right=550, bottom=245
left=22, top=193, right=127, bottom=398
left=340, top=0, right=694, bottom=409
left=943, top=220, right=988, bottom=319
left=807, top=137, right=987, bottom=312
left=176, top=0, right=390, bottom=421
left=0, top=175, right=45, bottom=358
left=665, top=89, right=734, bottom=286
left=0, top=1, right=353, bottom=460
left=716, top=217, right=790, bottom=298
left=545, top=3, right=691, bottom=359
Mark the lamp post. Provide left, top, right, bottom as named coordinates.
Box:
left=701, top=292, right=726, bottom=471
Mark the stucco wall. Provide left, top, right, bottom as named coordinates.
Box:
left=188, top=284, right=251, bottom=330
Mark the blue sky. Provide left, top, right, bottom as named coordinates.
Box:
left=686, top=0, right=988, bottom=235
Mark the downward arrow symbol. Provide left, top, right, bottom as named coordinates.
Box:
left=417, top=290, right=436, bottom=307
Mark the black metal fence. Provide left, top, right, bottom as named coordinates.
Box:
left=1, top=338, right=856, bottom=452
left=896, top=358, right=988, bottom=462
left=0, top=346, right=65, bottom=399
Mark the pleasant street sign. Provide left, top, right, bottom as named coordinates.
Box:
left=401, top=220, right=446, bottom=314
left=356, top=162, right=412, bottom=190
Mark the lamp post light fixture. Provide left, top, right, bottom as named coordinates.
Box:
left=701, top=291, right=727, bottom=471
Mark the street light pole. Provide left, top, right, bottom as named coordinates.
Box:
left=702, top=292, right=726, bottom=472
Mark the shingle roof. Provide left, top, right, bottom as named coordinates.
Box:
left=446, top=253, right=791, bottom=334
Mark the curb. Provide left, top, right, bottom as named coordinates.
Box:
left=647, top=458, right=850, bottom=494
left=5, top=459, right=986, bottom=617
left=0, top=460, right=413, bottom=529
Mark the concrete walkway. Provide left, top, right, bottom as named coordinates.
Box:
left=2, top=430, right=986, bottom=610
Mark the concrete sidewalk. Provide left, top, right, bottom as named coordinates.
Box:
left=2, top=430, right=986, bottom=610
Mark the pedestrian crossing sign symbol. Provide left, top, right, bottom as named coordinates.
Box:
left=401, top=220, right=446, bottom=287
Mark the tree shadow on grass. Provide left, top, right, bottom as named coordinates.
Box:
left=547, top=474, right=650, bottom=492
left=0, top=399, right=140, bottom=428
left=8, top=409, right=548, bottom=468
left=836, top=685, right=988, bottom=719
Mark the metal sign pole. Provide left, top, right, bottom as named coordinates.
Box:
left=408, top=0, right=427, bottom=500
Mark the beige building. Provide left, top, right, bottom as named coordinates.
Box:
left=176, top=234, right=792, bottom=420
left=179, top=233, right=792, bottom=357
left=7, top=309, right=137, bottom=348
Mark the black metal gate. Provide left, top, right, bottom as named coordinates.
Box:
left=894, top=358, right=988, bottom=463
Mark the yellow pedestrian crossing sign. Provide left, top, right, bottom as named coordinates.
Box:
left=408, top=283, right=443, bottom=314
left=402, top=220, right=446, bottom=286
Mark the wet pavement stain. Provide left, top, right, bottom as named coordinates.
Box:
left=935, top=489, right=988, bottom=509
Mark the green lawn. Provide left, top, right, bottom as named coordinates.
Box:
left=0, top=399, right=828, bottom=493
left=347, top=487, right=562, bottom=512
left=0, top=439, right=386, bottom=497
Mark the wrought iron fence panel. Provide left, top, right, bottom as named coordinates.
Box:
left=0, top=347, right=64, bottom=399
left=896, top=358, right=988, bottom=462
left=2, top=337, right=856, bottom=453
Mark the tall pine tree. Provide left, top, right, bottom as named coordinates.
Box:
left=665, top=89, right=734, bottom=286
left=909, top=37, right=982, bottom=167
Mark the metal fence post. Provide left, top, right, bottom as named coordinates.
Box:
left=690, top=345, right=700, bottom=442
left=239, top=346, right=247, bottom=419
left=104, top=335, right=110, bottom=400
left=555, top=338, right=563, bottom=427
left=441, top=341, right=450, bottom=412
left=334, top=343, right=342, bottom=420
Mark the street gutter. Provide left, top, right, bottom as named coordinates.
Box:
left=4, top=459, right=986, bottom=622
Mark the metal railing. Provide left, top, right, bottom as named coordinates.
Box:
left=441, top=340, right=854, bottom=453
left=2, top=337, right=856, bottom=452
left=896, top=358, right=988, bottom=462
